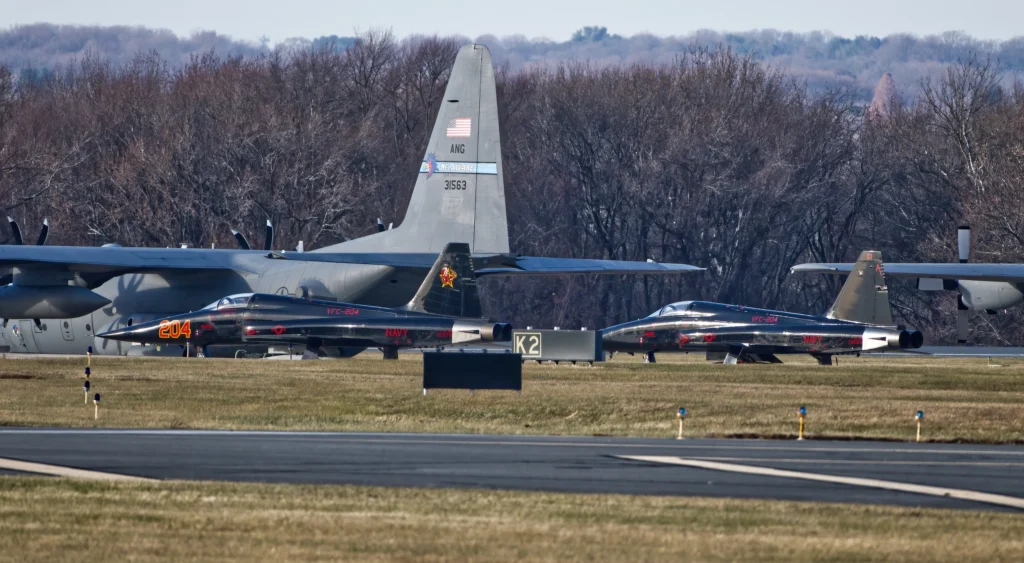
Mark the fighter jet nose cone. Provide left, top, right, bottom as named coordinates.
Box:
left=98, top=329, right=127, bottom=340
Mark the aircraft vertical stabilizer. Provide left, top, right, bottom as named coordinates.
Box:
left=825, top=250, right=894, bottom=326
left=319, top=44, right=509, bottom=255
left=404, top=242, right=481, bottom=318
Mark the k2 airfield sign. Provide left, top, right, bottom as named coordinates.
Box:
left=512, top=330, right=602, bottom=363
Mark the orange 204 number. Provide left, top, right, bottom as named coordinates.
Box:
left=158, top=319, right=192, bottom=339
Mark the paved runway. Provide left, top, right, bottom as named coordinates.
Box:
left=1, top=429, right=1022, bottom=511
left=885, top=346, right=1024, bottom=357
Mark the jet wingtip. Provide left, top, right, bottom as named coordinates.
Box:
left=791, top=263, right=836, bottom=273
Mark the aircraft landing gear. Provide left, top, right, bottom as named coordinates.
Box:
left=811, top=353, right=833, bottom=366
left=382, top=346, right=399, bottom=360
left=644, top=351, right=656, bottom=364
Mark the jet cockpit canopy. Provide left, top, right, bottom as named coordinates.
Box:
left=647, top=301, right=695, bottom=318
left=201, top=293, right=254, bottom=311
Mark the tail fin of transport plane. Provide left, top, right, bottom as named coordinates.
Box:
left=825, top=250, right=894, bottom=326
left=404, top=242, right=481, bottom=318
left=317, top=44, right=509, bottom=255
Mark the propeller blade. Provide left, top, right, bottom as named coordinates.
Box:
left=35, top=219, right=49, bottom=246
left=231, top=229, right=251, bottom=250
left=957, top=296, right=969, bottom=343
left=956, top=225, right=970, bottom=343
left=263, top=220, right=274, bottom=251
left=957, top=225, right=970, bottom=263
left=7, top=217, right=23, bottom=245
left=377, top=218, right=385, bottom=233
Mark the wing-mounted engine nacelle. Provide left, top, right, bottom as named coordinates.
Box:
left=957, top=281, right=1024, bottom=312
left=0, top=285, right=110, bottom=319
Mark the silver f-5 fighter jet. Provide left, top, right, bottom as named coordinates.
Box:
left=602, top=251, right=924, bottom=365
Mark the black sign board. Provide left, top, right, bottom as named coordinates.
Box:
left=423, top=352, right=522, bottom=391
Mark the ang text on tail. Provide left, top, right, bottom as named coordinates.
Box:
left=317, top=44, right=509, bottom=255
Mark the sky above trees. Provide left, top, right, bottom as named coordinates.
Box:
left=0, top=0, right=1019, bottom=44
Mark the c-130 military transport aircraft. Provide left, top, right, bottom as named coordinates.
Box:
left=99, top=243, right=512, bottom=358
left=601, top=251, right=924, bottom=365
left=0, top=44, right=701, bottom=356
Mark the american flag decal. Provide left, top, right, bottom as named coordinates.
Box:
left=446, top=118, right=471, bottom=137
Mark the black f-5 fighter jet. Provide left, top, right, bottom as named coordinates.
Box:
left=99, top=243, right=511, bottom=359
left=602, top=251, right=924, bottom=365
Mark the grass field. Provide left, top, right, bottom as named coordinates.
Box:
left=1, top=353, right=1022, bottom=442
left=0, top=477, right=1021, bottom=562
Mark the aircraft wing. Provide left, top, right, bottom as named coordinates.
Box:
left=791, top=262, right=1024, bottom=283
left=292, top=252, right=705, bottom=276
left=0, top=245, right=266, bottom=274
left=0, top=244, right=704, bottom=281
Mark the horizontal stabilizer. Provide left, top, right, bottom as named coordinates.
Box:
left=473, top=256, right=705, bottom=276
left=793, top=262, right=1024, bottom=283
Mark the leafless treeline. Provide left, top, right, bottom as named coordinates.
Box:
left=2, top=33, right=1024, bottom=342
left=6, top=24, right=1024, bottom=102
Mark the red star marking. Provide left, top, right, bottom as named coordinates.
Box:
left=271, top=325, right=285, bottom=335
left=439, top=265, right=457, bottom=288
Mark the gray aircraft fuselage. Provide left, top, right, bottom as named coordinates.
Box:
left=0, top=257, right=422, bottom=355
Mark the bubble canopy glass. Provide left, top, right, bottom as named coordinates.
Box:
left=647, top=301, right=695, bottom=318
left=200, top=293, right=254, bottom=311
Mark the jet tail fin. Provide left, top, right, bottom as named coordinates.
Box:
left=825, top=250, right=894, bottom=326
left=404, top=242, right=482, bottom=318
left=316, top=44, right=509, bottom=255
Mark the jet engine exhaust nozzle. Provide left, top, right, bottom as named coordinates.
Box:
left=900, top=330, right=925, bottom=349
left=490, top=323, right=513, bottom=342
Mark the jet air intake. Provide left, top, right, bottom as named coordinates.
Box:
left=0, top=286, right=111, bottom=319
